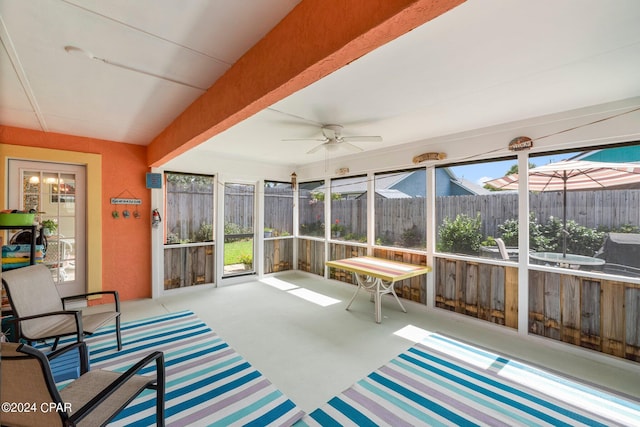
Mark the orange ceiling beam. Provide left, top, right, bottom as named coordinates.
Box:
left=147, top=0, right=466, bottom=167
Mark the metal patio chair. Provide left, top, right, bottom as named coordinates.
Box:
left=0, top=341, right=165, bottom=426
left=2, top=264, right=122, bottom=351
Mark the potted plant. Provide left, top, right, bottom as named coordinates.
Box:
left=41, top=219, right=58, bottom=236
left=331, top=219, right=345, bottom=237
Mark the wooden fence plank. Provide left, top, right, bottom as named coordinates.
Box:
left=561, top=275, right=581, bottom=345
left=478, top=264, right=491, bottom=320
left=543, top=273, right=561, bottom=340
left=205, top=245, right=214, bottom=282
left=528, top=270, right=545, bottom=335
left=455, top=261, right=467, bottom=313
left=504, top=266, right=518, bottom=329
left=601, top=281, right=625, bottom=357
left=435, top=258, right=446, bottom=308
left=444, top=260, right=457, bottom=311
left=490, top=266, right=505, bottom=325
left=464, top=263, right=478, bottom=316
left=581, top=279, right=601, bottom=350
left=625, top=287, right=640, bottom=362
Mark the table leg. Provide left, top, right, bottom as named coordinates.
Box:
left=346, top=273, right=375, bottom=313
left=347, top=273, right=406, bottom=323
left=374, top=279, right=382, bottom=323
left=345, top=282, right=362, bottom=311
left=388, top=282, right=407, bottom=313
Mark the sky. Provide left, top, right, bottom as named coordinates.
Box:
left=450, top=152, right=576, bottom=186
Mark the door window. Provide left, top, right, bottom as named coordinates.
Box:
left=8, top=160, right=86, bottom=296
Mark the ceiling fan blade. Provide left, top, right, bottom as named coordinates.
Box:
left=281, top=138, right=326, bottom=142
left=306, top=143, right=326, bottom=154
left=341, top=135, right=383, bottom=142
left=341, top=142, right=364, bottom=152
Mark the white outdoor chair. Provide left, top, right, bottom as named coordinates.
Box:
left=495, top=238, right=510, bottom=260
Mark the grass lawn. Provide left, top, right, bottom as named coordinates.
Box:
left=224, top=239, right=253, bottom=265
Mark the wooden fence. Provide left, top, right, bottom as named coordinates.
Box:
left=223, top=184, right=255, bottom=231
left=299, top=189, right=640, bottom=243
left=163, top=244, right=214, bottom=289
left=434, top=256, right=640, bottom=362
left=169, top=182, right=640, bottom=244
left=528, top=270, right=640, bottom=362
left=438, top=190, right=640, bottom=238
left=435, top=257, right=519, bottom=329
left=297, top=238, right=325, bottom=275
left=264, top=238, right=293, bottom=274
left=299, top=197, right=426, bottom=244
left=264, top=187, right=294, bottom=234
left=166, top=181, right=214, bottom=242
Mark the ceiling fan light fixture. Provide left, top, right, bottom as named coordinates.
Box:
left=325, top=142, right=340, bottom=151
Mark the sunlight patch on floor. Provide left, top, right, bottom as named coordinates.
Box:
left=260, top=277, right=341, bottom=306
left=498, top=363, right=638, bottom=425
left=418, top=333, right=497, bottom=370
left=261, top=276, right=299, bottom=291
left=413, top=332, right=637, bottom=423
left=393, top=324, right=433, bottom=343
left=288, top=288, right=341, bottom=307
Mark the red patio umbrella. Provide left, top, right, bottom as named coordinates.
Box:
left=484, top=160, right=640, bottom=257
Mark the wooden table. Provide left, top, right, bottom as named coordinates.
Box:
left=326, top=256, right=431, bottom=323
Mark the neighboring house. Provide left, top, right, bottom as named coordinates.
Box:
left=574, top=145, right=640, bottom=162
left=434, top=169, right=492, bottom=197
left=312, top=168, right=490, bottom=199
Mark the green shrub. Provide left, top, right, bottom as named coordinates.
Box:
left=437, top=213, right=483, bottom=255
left=300, top=220, right=324, bottom=236
left=224, top=221, right=243, bottom=235
left=561, top=220, right=605, bottom=256
left=497, top=217, right=519, bottom=246
left=401, top=224, right=424, bottom=248
left=496, top=215, right=605, bottom=256
left=597, top=223, right=640, bottom=234
left=497, top=213, right=552, bottom=251
left=195, top=223, right=213, bottom=241
left=238, top=253, right=253, bottom=264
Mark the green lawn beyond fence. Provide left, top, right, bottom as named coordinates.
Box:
left=224, top=240, right=253, bottom=265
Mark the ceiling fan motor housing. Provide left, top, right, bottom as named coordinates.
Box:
left=322, top=124, right=343, bottom=140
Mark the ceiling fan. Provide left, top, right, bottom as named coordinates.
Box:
left=283, top=124, right=382, bottom=154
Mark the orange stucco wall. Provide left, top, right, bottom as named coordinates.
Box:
left=0, top=126, right=151, bottom=301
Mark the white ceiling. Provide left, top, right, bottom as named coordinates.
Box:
left=2, top=0, right=640, bottom=169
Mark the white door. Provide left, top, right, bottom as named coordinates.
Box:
left=8, top=160, right=86, bottom=297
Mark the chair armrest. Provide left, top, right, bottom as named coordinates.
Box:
left=61, top=290, right=120, bottom=312
left=47, top=341, right=90, bottom=374
left=70, top=351, right=165, bottom=425
left=10, top=310, right=84, bottom=343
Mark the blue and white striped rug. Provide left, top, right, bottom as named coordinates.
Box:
left=298, top=333, right=640, bottom=426
left=64, top=310, right=304, bottom=426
